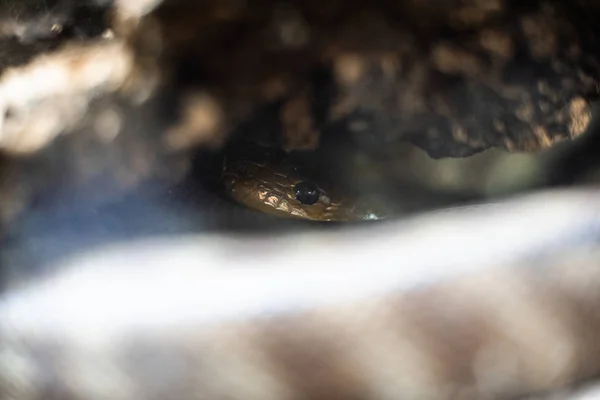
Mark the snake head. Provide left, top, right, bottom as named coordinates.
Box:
left=222, top=145, right=388, bottom=222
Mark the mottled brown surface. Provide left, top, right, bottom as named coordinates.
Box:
left=1, top=0, right=600, bottom=228
left=146, top=0, right=600, bottom=157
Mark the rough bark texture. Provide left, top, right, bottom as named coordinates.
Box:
left=2, top=0, right=600, bottom=158
left=0, top=0, right=599, bottom=227
left=145, top=0, right=600, bottom=157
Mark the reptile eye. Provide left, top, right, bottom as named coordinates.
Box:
left=294, top=181, right=319, bottom=205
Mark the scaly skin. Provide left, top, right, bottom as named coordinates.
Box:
left=222, top=143, right=387, bottom=221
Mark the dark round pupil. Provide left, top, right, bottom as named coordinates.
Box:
left=294, top=181, right=319, bottom=205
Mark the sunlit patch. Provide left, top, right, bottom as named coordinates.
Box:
left=266, top=195, right=280, bottom=208
left=290, top=208, right=309, bottom=218
left=277, top=201, right=291, bottom=213
left=363, top=212, right=379, bottom=220
left=325, top=204, right=340, bottom=213
left=258, top=189, right=268, bottom=201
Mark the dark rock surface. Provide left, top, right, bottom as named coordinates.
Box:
left=146, top=0, right=600, bottom=157
left=0, top=0, right=599, bottom=247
